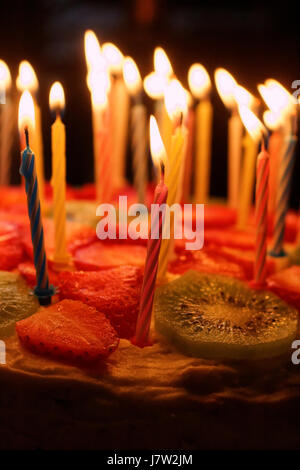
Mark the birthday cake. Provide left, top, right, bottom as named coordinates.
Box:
left=1, top=30, right=300, bottom=451
left=0, top=191, right=300, bottom=450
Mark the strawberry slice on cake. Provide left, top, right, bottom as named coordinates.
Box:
left=16, top=299, right=119, bottom=364
left=73, top=241, right=146, bottom=271
left=58, top=266, right=143, bottom=338
left=267, top=266, right=300, bottom=312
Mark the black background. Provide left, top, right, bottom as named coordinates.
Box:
left=0, top=0, right=299, bottom=206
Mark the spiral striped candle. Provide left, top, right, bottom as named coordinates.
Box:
left=131, top=103, right=148, bottom=204
left=20, top=134, right=54, bottom=305
left=157, top=126, right=185, bottom=281
left=254, top=148, right=270, bottom=284
left=270, top=135, right=297, bottom=257
left=134, top=172, right=168, bottom=346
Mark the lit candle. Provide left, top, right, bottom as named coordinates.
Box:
left=17, top=61, right=45, bottom=203
left=188, top=63, right=212, bottom=203
left=154, top=48, right=173, bottom=155
left=144, top=71, right=167, bottom=133
left=235, top=85, right=260, bottom=228
left=157, top=79, right=188, bottom=281
left=84, top=31, right=112, bottom=203
left=262, top=110, right=283, bottom=215
left=19, top=91, right=54, bottom=305
left=215, top=68, right=242, bottom=208
left=123, top=56, right=148, bottom=203
left=49, top=82, right=71, bottom=270
left=181, top=94, right=195, bottom=202
left=144, top=47, right=173, bottom=155
left=0, top=60, right=13, bottom=185
left=134, top=116, right=168, bottom=347
left=259, top=80, right=298, bottom=257
left=239, top=105, right=269, bottom=285
left=103, top=42, right=129, bottom=189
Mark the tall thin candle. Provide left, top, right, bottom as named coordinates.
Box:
left=123, top=57, right=148, bottom=203
left=49, top=82, right=71, bottom=269
left=19, top=91, right=54, bottom=305
left=188, top=63, right=213, bottom=203
left=134, top=116, right=168, bottom=347
left=0, top=60, right=13, bottom=185
left=239, top=105, right=269, bottom=285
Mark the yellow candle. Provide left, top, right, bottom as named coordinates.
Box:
left=237, top=132, right=258, bottom=228
left=84, top=31, right=112, bottom=200
left=49, top=82, right=71, bottom=269
left=0, top=60, right=13, bottom=185
left=215, top=68, right=244, bottom=208
left=161, top=103, right=173, bottom=156
left=157, top=79, right=188, bottom=281
left=16, top=61, right=45, bottom=204
left=158, top=126, right=185, bottom=281
left=33, top=102, right=45, bottom=200
left=188, top=63, right=212, bottom=203
left=227, top=109, right=243, bottom=207
left=103, top=43, right=129, bottom=189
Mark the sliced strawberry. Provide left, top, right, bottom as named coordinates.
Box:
left=267, top=266, right=300, bottom=312
left=204, top=227, right=257, bottom=250
left=74, top=241, right=146, bottom=271
left=169, top=247, right=248, bottom=280
left=16, top=299, right=119, bottom=363
left=213, top=245, right=277, bottom=280
left=58, top=266, right=143, bottom=338
left=0, top=220, right=16, bottom=235
left=0, top=232, right=25, bottom=270
left=18, top=261, right=60, bottom=289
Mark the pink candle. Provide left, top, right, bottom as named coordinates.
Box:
left=133, top=116, right=168, bottom=347
left=254, top=146, right=270, bottom=285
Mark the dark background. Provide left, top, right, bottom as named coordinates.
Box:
left=0, top=0, right=299, bottom=206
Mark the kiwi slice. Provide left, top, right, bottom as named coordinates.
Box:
left=0, top=271, right=39, bottom=338
left=154, top=270, right=298, bottom=360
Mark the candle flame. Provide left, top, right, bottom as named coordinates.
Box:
left=87, top=69, right=110, bottom=95
left=164, top=79, right=188, bottom=121
left=188, top=63, right=211, bottom=99
left=259, top=78, right=297, bottom=113
left=18, top=90, right=35, bottom=135
left=90, top=73, right=108, bottom=109
left=84, top=30, right=103, bottom=71
left=49, top=82, right=65, bottom=112
left=263, top=110, right=282, bottom=131
left=150, top=115, right=167, bottom=167
left=16, top=61, right=38, bottom=93
left=154, top=47, right=173, bottom=78
left=214, top=68, right=237, bottom=109
left=144, top=72, right=168, bottom=99
left=238, top=105, right=266, bottom=141
left=102, top=43, right=123, bottom=74
left=0, top=60, right=11, bottom=90
left=123, top=57, right=142, bottom=95
left=234, top=85, right=256, bottom=109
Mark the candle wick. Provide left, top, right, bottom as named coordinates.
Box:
left=24, top=127, right=29, bottom=148
left=179, top=112, right=183, bottom=127
left=160, top=161, right=165, bottom=180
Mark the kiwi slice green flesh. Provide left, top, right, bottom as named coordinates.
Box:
left=154, top=270, right=298, bottom=360
left=0, top=271, right=39, bottom=338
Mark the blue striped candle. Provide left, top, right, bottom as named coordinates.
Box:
left=20, top=129, right=54, bottom=305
